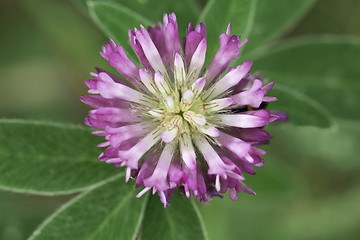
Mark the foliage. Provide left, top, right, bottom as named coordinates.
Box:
left=1, top=0, right=359, bottom=239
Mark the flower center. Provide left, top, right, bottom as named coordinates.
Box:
left=144, top=68, right=211, bottom=144
left=157, top=86, right=208, bottom=142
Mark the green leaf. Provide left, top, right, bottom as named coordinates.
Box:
left=268, top=119, right=360, bottom=170
left=0, top=120, right=120, bottom=194
left=86, top=0, right=200, bottom=60
left=139, top=194, right=208, bottom=240
left=29, top=177, right=147, bottom=240
left=29, top=178, right=207, bottom=240
left=253, top=37, right=360, bottom=121
left=242, top=0, right=316, bottom=58
left=269, top=84, right=334, bottom=128
left=0, top=190, right=71, bottom=240
left=88, top=1, right=155, bottom=61
left=199, top=0, right=257, bottom=64
left=84, top=0, right=200, bottom=32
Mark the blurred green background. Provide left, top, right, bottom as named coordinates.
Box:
left=1, top=0, right=360, bottom=239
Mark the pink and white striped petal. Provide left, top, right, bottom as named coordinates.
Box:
left=188, top=38, right=207, bottom=80
left=218, top=112, right=268, bottom=128
left=97, top=72, right=153, bottom=106
left=143, top=142, right=176, bottom=191
left=135, top=25, right=167, bottom=75
left=112, top=127, right=162, bottom=169
left=194, top=136, right=234, bottom=176
left=205, top=61, right=252, bottom=100
left=180, top=134, right=197, bottom=170
left=218, top=133, right=252, bottom=159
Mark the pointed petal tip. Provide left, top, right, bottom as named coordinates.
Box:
left=161, top=129, right=177, bottom=143
left=243, top=61, right=253, bottom=68
left=239, top=38, right=249, bottom=48
left=125, top=167, right=131, bottom=182
left=109, top=38, right=116, bottom=49
left=195, top=77, right=206, bottom=87
left=262, top=82, right=275, bottom=92
left=105, top=158, right=121, bottom=164
left=226, top=23, right=231, bottom=35
left=175, top=51, right=182, bottom=59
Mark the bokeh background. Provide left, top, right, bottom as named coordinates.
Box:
left=1, top=0, right=360, bottom=239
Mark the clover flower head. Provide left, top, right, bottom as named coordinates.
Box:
left=81, top=13, right=280, bottom=207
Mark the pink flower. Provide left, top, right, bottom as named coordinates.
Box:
left=82, top=13, right=281, bottom=207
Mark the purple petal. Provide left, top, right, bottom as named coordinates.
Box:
left=116, top=128, right=162, bottom=169
left=218, top=133, right=252, bottom=159
left=229, top=128, right=272, bottom=143
left=143, top=143, right=176, bottom=191
left=184, top=31, right=203, bottom=66
left=129, top=29, right=152, bottom=71
left=269, top=111, right=288, bottom=123
left=231, top=79, right=266, bottom=108
left=134, top=25, right=167, bottom=74
left=80, top=95, right=129, bottom=108
left=163, top=13, right=181, bottom=65
left=219, top=112, right=268, bottom=128
left=206, top=61, right=252, bottom=99
left=206, top=29, right=247, bottom=83
left=89, top=107, right=141, bottom=123
left=148, top=23, right=167, bottom=63
left=101, top=39, right=140, bottom=85
left=96, top=72, right=152, bottom=106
